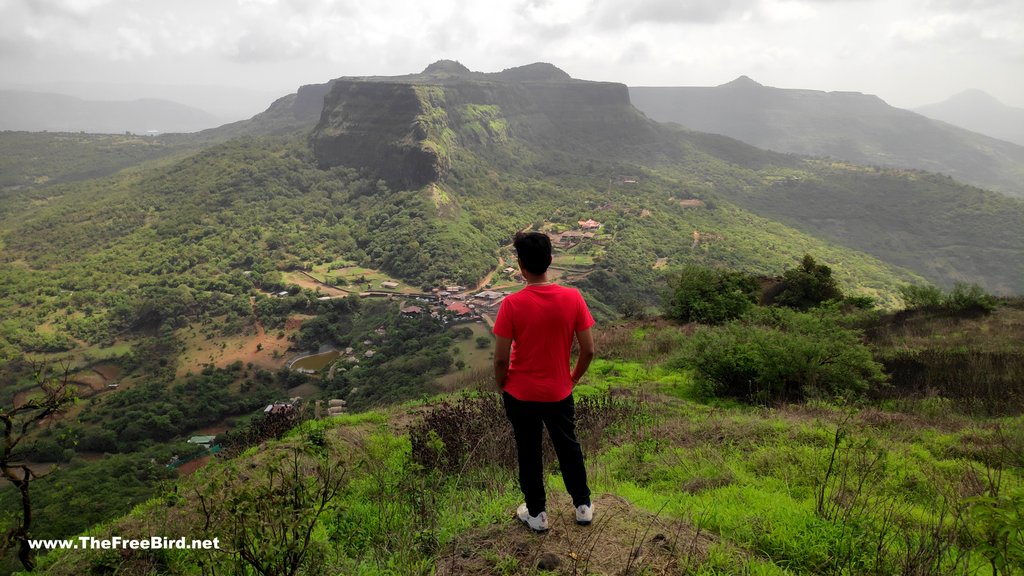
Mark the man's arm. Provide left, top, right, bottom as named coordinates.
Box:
left=571, top=327, right=595, bottom=385
left=494, top=335, right=512, bottom=390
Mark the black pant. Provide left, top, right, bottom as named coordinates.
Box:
left=503, top=391, right=591, bottom=517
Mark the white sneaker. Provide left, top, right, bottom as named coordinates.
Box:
left=516, top=503, right=549, bottom=532
left=575, top=503, right=593, bottom=525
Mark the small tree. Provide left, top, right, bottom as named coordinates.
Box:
left=1, top=365, right=76, bottom=571
left=771, top=255, right=843, bottom=310
left=663, top=265, right=759, bottom=325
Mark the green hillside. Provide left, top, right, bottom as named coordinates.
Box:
left=0, top=132, right=199, bottom=191
left=3, top=62, right=1024, bottom=574
left=26, top=317, right=1024, bottom=575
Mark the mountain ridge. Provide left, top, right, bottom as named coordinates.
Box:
left=0, top=90, right=223, bottom=134
left=629, top=79, right=1024, bottom=198
left=915, top=89, right=1024, bottom=147
left=4, top=62, right=1023, bottom=297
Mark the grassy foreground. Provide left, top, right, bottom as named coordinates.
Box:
left=30, top=321, right=1024, bottom=576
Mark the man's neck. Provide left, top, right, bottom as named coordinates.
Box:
left=523, top=272, right=551, bottom=286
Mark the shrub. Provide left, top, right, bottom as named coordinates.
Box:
left=897, top=283, right=944, bottom=309
left=898, top=282, right=997, bottom=314
left=770, top=254, right=843, bottom=310
left=676, top=308, right=886, bottom=404
left=193, top=442, right=350, bottom=576
left=409, top=391, right=639, bottom=475
left=663, top=265, right=759, bottom=325
left=944, top=282, right=997, bottom=314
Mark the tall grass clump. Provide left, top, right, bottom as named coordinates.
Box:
left=409, top=391, right=642, bottom=475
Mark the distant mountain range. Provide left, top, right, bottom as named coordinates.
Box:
left=0, top=90, right=223, bottom=134
left=915, top=89, right=1024, bottom=147
left=629, top=78, right=1024, bottom=198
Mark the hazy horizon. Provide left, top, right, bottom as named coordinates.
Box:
left=1, top=0, right=1021, bottom=118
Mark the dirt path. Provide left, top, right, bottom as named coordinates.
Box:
left=469, top=255, right=506, bottom=293
left=250, top=296, right=266, bottom=340
left=435, top=492, right=715, bottom=575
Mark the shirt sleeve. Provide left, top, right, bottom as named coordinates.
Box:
left=575, top=290, right=595, bottom=332
left=493, top=297, right=514, bottom=339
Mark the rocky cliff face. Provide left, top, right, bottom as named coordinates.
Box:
left=309, top=62, right=644, bottom=189
left=311, top=81, right=443, bottom=189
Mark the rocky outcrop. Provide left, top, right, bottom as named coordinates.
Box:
left=310, top=62, right=647, bottom=190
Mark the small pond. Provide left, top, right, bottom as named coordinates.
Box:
left=291, top=350, right=341, bottom=371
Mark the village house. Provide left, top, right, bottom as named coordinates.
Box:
left=400, top=305, right=423, bottom=317
left=446, top=301, right=473, bottom=317
left=578, top=219, right=601, bottom=230
left=380, top=281, right=399, bottom=289
left=264, top=401, right=297, bottom=416
left=556, top=230, right=595, bottom=248
left=187, top=435, right=217, bottom=449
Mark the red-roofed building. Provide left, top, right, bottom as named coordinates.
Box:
left=446, top=302, right=472, bottom=316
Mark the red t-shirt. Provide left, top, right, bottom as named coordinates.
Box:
left=492, top=284, right=595, bottom=402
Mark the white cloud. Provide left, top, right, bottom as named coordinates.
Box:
left=0, top=0, right=1021, bottom=108
left=760, top=0, right=818, bottom=22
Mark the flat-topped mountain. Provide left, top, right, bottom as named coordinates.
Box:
left=310, top=61, right=645, bottom=188
left=4, top=61, right=1024, bottom=309
left=629, top=79, right=1024, bottom=198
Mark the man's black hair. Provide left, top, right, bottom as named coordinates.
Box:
left=513, top=232, right=552, bottom=276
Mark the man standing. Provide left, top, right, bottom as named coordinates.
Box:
left=493, top=231, right=595, bottom=532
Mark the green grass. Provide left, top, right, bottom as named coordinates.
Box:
left=437, top=323, right=494, bottom=388
left=552, top=253, right=595, bottom=267
left=575, top=358, right=697, bottom=400
left=31, top=369, right=1024, bottom=575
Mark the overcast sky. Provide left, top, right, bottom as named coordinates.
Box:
left=1, top=0, right=1021, bottom=116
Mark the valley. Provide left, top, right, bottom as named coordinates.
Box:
left=1, top=61, right=1022, bottom=574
